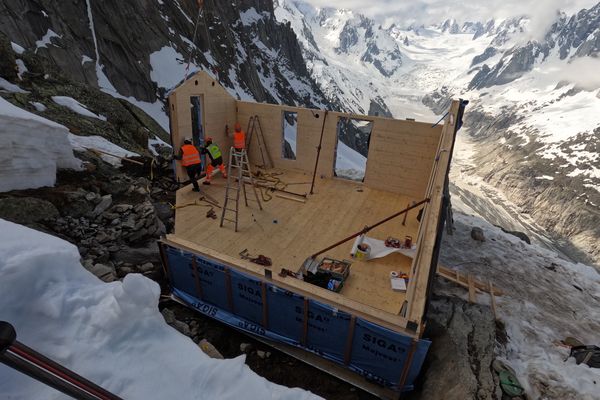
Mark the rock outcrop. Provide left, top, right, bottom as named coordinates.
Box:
left=0, top=0, right=329, bottom=108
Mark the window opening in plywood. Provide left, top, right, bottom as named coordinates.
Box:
left=334, top=117, right=373, bottom=182
left=282, top=111, right=297, bottom=160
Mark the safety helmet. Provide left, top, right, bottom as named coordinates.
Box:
left=183, top=137, right=192, bottom=144
left=234, top=122, right=241, bottom=132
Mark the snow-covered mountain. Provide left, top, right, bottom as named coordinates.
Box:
left=275, top=0, right=400, bottom=117
left=275, top=0, right=600, bottom=267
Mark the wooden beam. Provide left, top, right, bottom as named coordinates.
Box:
left=405, top=100, right=461, bottom=333
left=275, top=193, right=306, bottom=203
left=437, top=265, right=503, bottom=296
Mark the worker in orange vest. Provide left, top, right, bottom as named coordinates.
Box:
left=173, top=138, right=202, bottom=192
left=201, top=137, right=227, bottom=185
left=233, top=122, right=246, bottom=151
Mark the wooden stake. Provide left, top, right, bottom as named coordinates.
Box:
left=89, top=148, right=144, bottom=165
left=467, top=274, right=476, bottom=303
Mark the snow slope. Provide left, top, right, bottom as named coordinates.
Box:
left=440, top=212, right=600, bottom=400
left=335, top=140, right=367, bottom=181
left=0, top=219, right=321, bottom=400
left=0, top=97, right=81, bottom=192
left=52, top=96, right=107, bottom=121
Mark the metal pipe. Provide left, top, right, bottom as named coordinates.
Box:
left=1, top=350, right=100, bottom=400
left=0, top=321, right=122, bottom=400
left=310, top=110, right=329, bottom=194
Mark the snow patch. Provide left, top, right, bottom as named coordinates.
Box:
left=30, top=102, right=47, bottom=112
left=52, top=96, right=107, bottom=121
left=335, top=140, right=367, bottom=181
left=15, top=59, right=28, bottom=79
left=0, top=220, right=321, bottom=399
left=11, top=41, right=25, bottom=54
left=0, top=77, right=28, bottom=93
left=35, top=29, right=61, bottom=50
left=149, top=46, right=196, bottom=90
left=240, top=7, right=270, bottom=26
left=0, top=97, right=81, bottom=192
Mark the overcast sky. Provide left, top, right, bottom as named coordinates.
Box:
left=300, top=0, right=599, bottom=38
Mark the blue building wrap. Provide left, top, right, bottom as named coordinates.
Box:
left=163, top=245, right=431, bottom=392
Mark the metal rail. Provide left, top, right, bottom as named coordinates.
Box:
left=0, top=321, right=123, bottom=400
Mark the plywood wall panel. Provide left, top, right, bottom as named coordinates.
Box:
left=168, top=72, right=236, bottom=181
left=170, top=72, right=444, bottom=198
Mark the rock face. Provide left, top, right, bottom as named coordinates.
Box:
left=0, top=0, right=329, bottom=108
left=0, top=197, right=59, bottom=225
left=409, top=291, right=499, bottom=400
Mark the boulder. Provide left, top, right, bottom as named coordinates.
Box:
left=111, top=244, right=160, bottom=264
left=161, top=308, right=176, bottom=325
left=92, top=195, right=112, bottom=217
left=470, top=227, right=486, bottom=242
left=87, top=263, right=117, bottom=282
left=499, top=227, right=531, bottom=244
left=0, top=197, right=59, bottom=224
left=138, top=262, right=155, bottom=273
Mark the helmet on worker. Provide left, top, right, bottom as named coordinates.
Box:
left=183, top=137, right=192, bottom=144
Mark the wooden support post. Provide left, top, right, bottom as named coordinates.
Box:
left=261, top=282, right=269, bottom=328
left=310, top=110, right=328, bottom=195
left=301, top=298, right=309, bottom=346
left=402, top=202, right=409, bottom=226
left=467, top=274, right=476, bottom=303
left=489, top=280, right=497, bottom=319
left=157, top=241, right=171, bottom=282
left=225, top=269, right=234, bottom=312
left=191, top=257, right=203, bottom=300
left=343, top=316, right=356, bottom=365
left=398, top=339, right=418, bottom=394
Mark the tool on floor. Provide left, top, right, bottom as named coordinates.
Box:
left=220, top=149, right=263, bottom=232
left=239, top=249, right=272, bottom=266
left=206, top=209, right=217, bottom=219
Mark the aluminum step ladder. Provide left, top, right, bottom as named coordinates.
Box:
left=220, top=148, right=263, bottom=232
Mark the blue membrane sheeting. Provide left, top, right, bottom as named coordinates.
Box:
left=163, top=244, right=430, bottom=392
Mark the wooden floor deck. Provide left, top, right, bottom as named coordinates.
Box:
left=173, top=169, right=423, bottom=315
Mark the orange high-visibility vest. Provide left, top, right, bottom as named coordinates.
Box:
left=181, top=144, right=201, bottom=166
left=234, top=130, right=246, bottom=149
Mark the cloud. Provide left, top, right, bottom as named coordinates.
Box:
left=554, top=57, right=600, bottom=90
left=297, top=0, right=599, bottom=34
